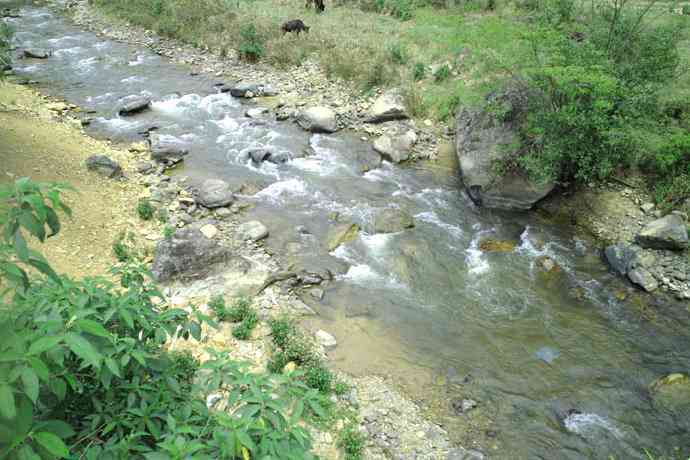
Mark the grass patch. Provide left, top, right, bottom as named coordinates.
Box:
left=267, top=315, right=336, bottom=393
left=136, top=197, right=154, bottom=220
left=338, top=424, right=366, bottom=460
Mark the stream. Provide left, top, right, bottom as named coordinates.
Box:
left=4, top=4, right=690, bottom=459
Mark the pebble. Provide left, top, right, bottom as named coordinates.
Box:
left=200, top=224, right=218, bottom=239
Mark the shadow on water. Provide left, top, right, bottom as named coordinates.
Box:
left=6, top=6, right=690, bottom=458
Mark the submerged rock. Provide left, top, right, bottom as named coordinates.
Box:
left=478, top=238, right=516, bottom=253
left=85, top=155, right=122, bottom=178
left=296, top=106, right=337, bottom=133
left=373, top=130, right=417, bottom=163
left=151, top=227, right=230, bottom=281
left=372, top=208, right=415, bottom=234
left=635, top=214, right=689, bottom=251
left=237, top=221, right=269, bottom=241
left=148, top=133, right=189, bottom=163
left=650, top=373, right=690, bottom=409
left=456, top=84, right=554, bottom=211
left=535, top=346, right=560, bottom=364
left=198, top=179, right=235, bottom=208
left=118, top=95, right=151, bottom=116
left=327, top=223, right=359, bottom=251
left=366, top=90, right=408, bottom=123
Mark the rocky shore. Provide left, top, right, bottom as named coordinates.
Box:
left=58, top=0, right=446, bottom=163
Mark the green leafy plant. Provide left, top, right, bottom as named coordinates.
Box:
left=388, top=42, right=408, bottom=65
left=338, top=424, right=365, bottom=460
left=226, top=296, right=253, bottom=322
left=136, top=198, right=154, bottom=220
left=232, top=310, right=258, bottom=340
left=163, top=224, right=175, bottom=239
left=239, top=23, right=264, bottom=61
left=208, top=294, right=228, bottom=320
left=0, top=178, right=328, bottom=459
left=0, top=22, right=12, bottom=73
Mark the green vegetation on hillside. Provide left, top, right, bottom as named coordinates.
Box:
left=0, top=21, right=12, bottom=71
left=0, top=178, right=333, bottom=459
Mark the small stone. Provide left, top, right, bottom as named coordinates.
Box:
left=640, top=202, right=655, bottom=214
left=198, top=179, right=235, bottom=208
left=237, top=220, right=269, bottom=241
left=310, top=288, right=325, bottom=300
left=200, top=224, right=219, bottom=239
left=315, top=330, right=337, bottom=349
left=85, top=155, right=123, bottom=178
left=628, top=268, right=659, bottom=292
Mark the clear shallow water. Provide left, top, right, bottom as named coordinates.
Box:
left=6, top=6, right=690, bottom=458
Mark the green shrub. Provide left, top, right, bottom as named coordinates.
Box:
left=338, top=424, right=365, bottom=460
left=0, top=178, right=327, bottom=459
left=683, top=5, right=690, bottom=16
left=239, top=23, right=264, bottom=61
left=434, top=64, right=451, bottom=82
left=269, top=315, right=297, bottom=349
left=511, top=0, right=686, bottom=191
left=304, top=363, right=333, bottom=393
left=226, top=296, right=253, bottom=322
left=112, top=240, right=130, bottom=262
left=334, top=381, right=350, bottom=395
left=413, top=62, right=426, bottom=81
left=390, top=0, right=414, bottom=20
left=208, top=294, right=227, bottom=319
left=232, top=309, right=258, bottom=340
left=163, top=224, right=175, bottom=239
left=388, top=42, right=408, bottom=65
left=136, top=198, right=155, bottom=220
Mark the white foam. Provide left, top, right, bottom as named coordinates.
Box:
left=342, top=264, right=384, bottom=284
left=121, top=75, right=146, bottom=84
left=198, top=93, right=236, bottom=118
left=255, top=179, right=309, bottom=203
left=128, top=54, right=149, bottom=66
left=466, top=227, right=493, bottom=275
left=93, top=116, right=144, bottom=132
left=564, top=413, right=623, bottom=439
left=93, top=42, right=111, bottom=50
left=85, top=92, right=115, bottom=104
left=47, top=35, right=79, bottom=45
left=151, top=94, right=201, bottom=118
left=415, top=211, right=463, bottom=239
left=75, top=56, right=99, bottom=74
left=54, top=46, right=85, bottom=57
left=361, top=233, right=392, bottom=254
left=213, top=115, right=240, bottom=133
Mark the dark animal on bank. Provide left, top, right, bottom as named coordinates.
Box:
left=281, top=19, right=310, bottom=35
left=305, top=0, right=325, bottom=13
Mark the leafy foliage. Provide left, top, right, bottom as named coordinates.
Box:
left=0, top=178, right=328, bottom=459
left=510, top=0, right=689, bottom=199
left=267, top=316, right=335, bottom=393
left=238, top=24, right=264, bottom=62
left=412, top=62, right=426, bottom=81
left=338, top=424, right=365, bottom=460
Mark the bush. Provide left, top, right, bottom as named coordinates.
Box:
left=0, top=178, right=327, bottom=459
left=208, top=294, right=228, bottom=320
left=338, top=424, right=365, bottom=460
left=232, top=309, right=258, bottom=340
left=510, top=0, right=686, bottom=192
left=388, top=42, right=408, bottom=65
left=136, top=198, right=154, bottom=220
left=239, top=23, right=264, bottom=61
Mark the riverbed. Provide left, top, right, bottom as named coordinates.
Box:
left=5, top=4, right=690, bottom=458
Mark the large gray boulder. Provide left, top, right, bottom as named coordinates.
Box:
left=85, top=155, right=122, bottom=178
left=118, top=95, right=151, bottom=116
left=152, top=228, right=231, bottom=282
left=148, top=133, right=189, bottom=163
left=456, top=86, right=554, bottom=211
left=373, top=130, right=417, bottom=163
left=296, top=107, right=337, bottom=133
left=628, top=268, right=659, bottom=292
left=372, top=208, right=415, bottom=234
left=366, top=90, right=408, bottom=123
left=198, top=179, right=235, bottom=208
left=604, top=243, right=638, bottom=276
left=237, top=221, right=269, bottom=241
left=635, top=215, right=689, bottom=251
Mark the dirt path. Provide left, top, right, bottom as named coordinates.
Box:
left=0, top=81, right=144, bottom=278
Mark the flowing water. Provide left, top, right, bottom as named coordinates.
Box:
left=5, top=5, right=690, bottom=458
